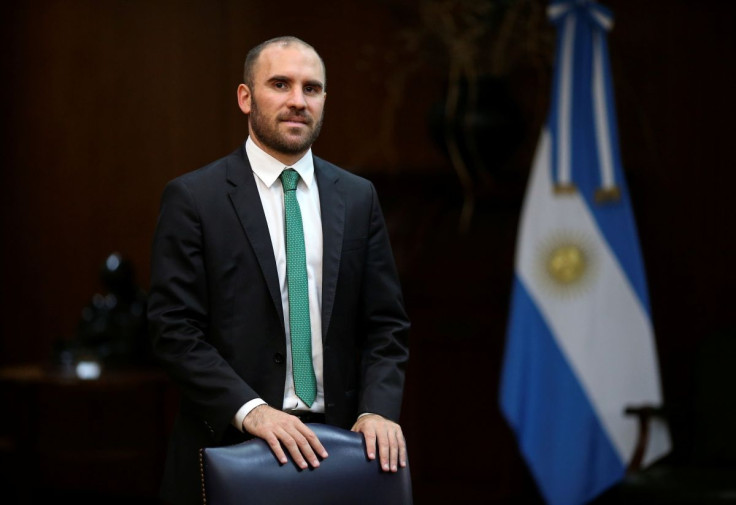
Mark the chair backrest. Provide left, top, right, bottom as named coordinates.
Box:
left=200, top=423, right=413, bottom=505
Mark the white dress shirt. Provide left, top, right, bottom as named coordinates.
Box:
left=233, top=137, right=325, bottom=431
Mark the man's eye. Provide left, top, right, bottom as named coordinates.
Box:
left=274, top=82, right=287, bottom=89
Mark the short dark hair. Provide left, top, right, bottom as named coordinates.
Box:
left=243, top=36, right=326, bottom=90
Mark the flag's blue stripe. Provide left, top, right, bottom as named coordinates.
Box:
left=500, top=276, right=625, bottom=505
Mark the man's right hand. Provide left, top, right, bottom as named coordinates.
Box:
left=242, top=404, right=328, bottom=469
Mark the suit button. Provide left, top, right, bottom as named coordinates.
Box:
left=273, top=352, right=285, bottom=364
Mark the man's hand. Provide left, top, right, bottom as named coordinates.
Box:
left=242, top=404, right=328, bottom=469
left=351, top=414, right=407, bottom=472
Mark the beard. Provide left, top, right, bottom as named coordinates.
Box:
left=249, top=95, right=324, bottom=156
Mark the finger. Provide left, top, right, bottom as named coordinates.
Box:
left=388, top=429, right=399, bottom=472
left=377, top=427, right=390, bottom=472
left=264, top=433, right=289, bottom=465
left=282, top=441, right=309, bottom=469
left=278, top=428, right=312, bottom=469
left=398, top=431, right=407, bottom=468
left=291, top=429, right=321, bottom=468
left=362, top=426, right=378, bottom=460
left=298, top=425, right=328, bottom=459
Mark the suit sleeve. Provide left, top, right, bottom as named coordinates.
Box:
left=357, top=183, right=411, bottom=421
left=147, top=179, right=259, bottom=441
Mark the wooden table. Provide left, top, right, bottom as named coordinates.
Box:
left=0, top=363, right=177, bottom=504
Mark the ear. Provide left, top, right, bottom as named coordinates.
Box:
left=237, top=83, right=252, bottom=115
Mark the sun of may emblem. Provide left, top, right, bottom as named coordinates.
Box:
left=548, top=244, right=586, bottom=284
left=537, top=232, right=597, bottom=297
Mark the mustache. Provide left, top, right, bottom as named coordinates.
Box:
left=278, top=111, right=312, bottom=124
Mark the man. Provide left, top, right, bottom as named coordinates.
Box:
left=147, top=36, right=410, bottom=505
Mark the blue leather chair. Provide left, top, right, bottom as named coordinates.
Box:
left=200, top=423, right=413, bottom=505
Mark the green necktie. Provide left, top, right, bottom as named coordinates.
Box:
left=280, top=169, right=317, bottom=407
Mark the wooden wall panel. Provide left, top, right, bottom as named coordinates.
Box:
left=1, top=1, right=735, bottom=503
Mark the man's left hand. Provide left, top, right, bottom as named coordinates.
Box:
left=351, top=414, right=407, bottom=473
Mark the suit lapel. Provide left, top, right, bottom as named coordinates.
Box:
left=314, top=157, right=345, bottom=341
left=226, top=147, right=285, bottom=329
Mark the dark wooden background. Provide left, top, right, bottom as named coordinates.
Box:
left=1, top=0, right=734, bottom=503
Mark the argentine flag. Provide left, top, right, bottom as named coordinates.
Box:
left=499, top=2, right=671, bottom=504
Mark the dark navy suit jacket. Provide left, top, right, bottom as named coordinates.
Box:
left=147, top=145, right=410, bottom=505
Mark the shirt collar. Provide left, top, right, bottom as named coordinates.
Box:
left=245, top=136, right=315, bottom=189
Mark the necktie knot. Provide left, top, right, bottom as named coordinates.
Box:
left=281, top=168, right=299, bottom=192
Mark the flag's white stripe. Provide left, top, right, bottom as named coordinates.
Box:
left=557, top=14, right=576, bottom=187
left=592, top=30, right=615, bottom=190
left=547, top=2, right=571, bottom=21
left=516, top=130, right=668, bottom=463
left=590, top=8, right=614, bottom=31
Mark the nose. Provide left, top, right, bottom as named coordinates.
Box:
left=286, top=88, right=307, bottom=109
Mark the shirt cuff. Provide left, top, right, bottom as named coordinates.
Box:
left=233, top=398, right=268, bottom=432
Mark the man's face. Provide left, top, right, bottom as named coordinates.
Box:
left=240, top=44, right=326, bottom=163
